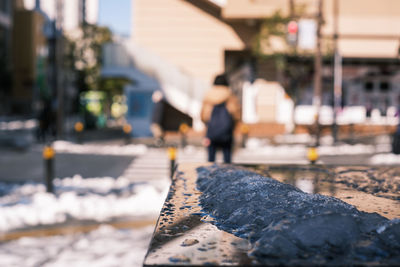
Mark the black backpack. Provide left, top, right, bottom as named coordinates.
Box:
left=206, top=102, right=234, bottom=143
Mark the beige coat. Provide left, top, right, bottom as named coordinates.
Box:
left=200, top=85, right=241, bottom=124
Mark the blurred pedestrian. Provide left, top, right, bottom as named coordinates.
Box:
left=392, top=123, right=400, bottom=154
left=37, top=100, right=52, bottom=143
left=392, top=99, right=400, bottom=154
left=151, top=90, right=165, bottom=146
left=201, top=74, right=240, bottom=163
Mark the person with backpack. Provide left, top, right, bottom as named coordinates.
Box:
left=201, top=74, right=240, bottom=163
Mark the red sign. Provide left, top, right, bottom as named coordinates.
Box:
left=288, top=21, right=298, bottom=34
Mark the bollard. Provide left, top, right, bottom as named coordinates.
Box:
left=307, top=146, right=319, bottom=165
left=123, top=123, right=132, bottom=145
left=179, top=123, right=189, bottom=148
left=168, top=147, right=177, bottom=179
left=349, top=123, right=355, bottom=145
left=43, top=145, right=55, bottom=193
left=240, top=124, right=249, bottom=148
left=74, top=122, right=84, bottom=144
left=313, top=113, right=321, bottom=147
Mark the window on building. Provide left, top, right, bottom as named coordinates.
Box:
left=364, top=81, right=374, bottom=92
left=127, top=92, right=152, bottom=118
left=0, top=27, right=6, bottom=58
left=78, top=0, right=87, bottom=25
left=0, top=0, right=9, bottom=14
left=379, top=81, right=390, bottom=92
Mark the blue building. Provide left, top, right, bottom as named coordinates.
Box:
left=101, top=41, right=206, bottom=137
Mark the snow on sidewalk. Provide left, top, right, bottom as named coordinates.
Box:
left=244, top=137, right=391, bottom=157
left=0, top=224, right=154, bottom=267
left=0, top=119, right=37, bottom=131
left=0, top=142, right=169, bottom=267
left=53, top=141, right=148, bottom=156
left=0, top=175, right=170, bottom=233
left=370, top=153, right=400, bottom=165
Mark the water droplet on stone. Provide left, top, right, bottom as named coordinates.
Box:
left=181, top=238, right=199, bottom=247
left=169, top=255, right=191, bottom=263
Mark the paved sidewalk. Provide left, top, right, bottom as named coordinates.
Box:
left=1, top=218, right=156, bottom=242
left=0, top=145, right=135, bottom=183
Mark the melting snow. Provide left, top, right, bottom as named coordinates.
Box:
left=0, top=175, right=169, bottom=232
left=0, top=119, right=37, bottom=130
left=0, top=225, right=154, bottom=267
left=370, top=153, right=400, bottom=165
left=53, top=141, right=148, bottom=156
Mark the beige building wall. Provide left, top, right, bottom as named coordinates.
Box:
left=132, top=0, right=245, bottom=83
left=224, top=0, right=400, bottom=58
left=223, top=0, right=290, bottom=19
left=256, top=80, right=278, bottom=122
left=323, top=0, right=400, bottom=58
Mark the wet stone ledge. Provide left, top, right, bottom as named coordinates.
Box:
left=143, top=163, right=400, bottom=266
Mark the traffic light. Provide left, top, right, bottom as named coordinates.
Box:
left=287, top=20, right=298, bottom=46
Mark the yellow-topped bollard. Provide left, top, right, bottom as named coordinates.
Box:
left=307, top=146, right=319, bottom=164
left=179, top=123, right=189, bottom=134
left=240, top=124, right=250, bottom=134
left=240, top=124, right=250, bottom=148
left=168, top=147, right=177, bottom=161
left=74, top=122, right=84, bottom=132
left=43, top=145, right=55, bottom=160
left=43, top=145, right=55, bottom=193
left=74, top=122, right=84, bottom=144
left=123, top=123, right=133, bottom=145
left=123, top=124, right=132, bottom=134
left=179, top=123, right=189, bottom=148
left=168, top=147, right=177, bottom=179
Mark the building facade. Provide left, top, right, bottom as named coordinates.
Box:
left=0, top=0, right=12, bottom=54
left=0, top=0, right=14, bottom=114
left=21, top=0, right=98, bottom=32
left=10, top=0, right=99, bottom=114
left=132, top=0, right=400, bottom=129
left=133, top=0, right=244, bottom=84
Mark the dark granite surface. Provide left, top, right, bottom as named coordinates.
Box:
left=143, top=164, right=400, bottom=266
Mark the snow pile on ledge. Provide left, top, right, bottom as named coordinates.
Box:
left=196, top=165, right=400, bottom=265
left=53, top=141, right=148, bottom=156
left=0, top=176, right=169, bottom=232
